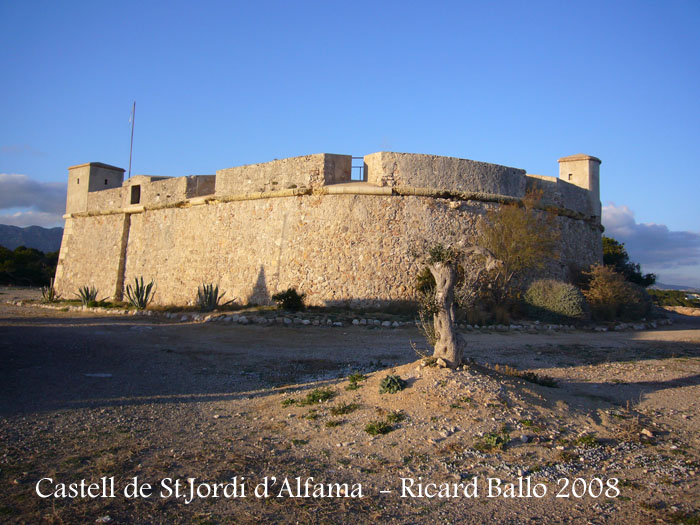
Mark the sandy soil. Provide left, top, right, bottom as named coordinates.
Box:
left=1, top=286, right=699, bottom=524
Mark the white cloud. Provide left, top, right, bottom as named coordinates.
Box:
left=0, top=173, right=66, bottom=227
left=0, top=210, right=64, bottom=228
left=602, top=203, right=700, bottom=288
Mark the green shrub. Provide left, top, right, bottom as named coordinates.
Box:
left=573, top=435, right=602, bottom=448
left=427, top=244, right=457, bottom=265
left=346, top=372, right=367, bottom=390
left=524, top=279, right=589, bottom=323
left=347, top=372, right=366, bottom=383
left=125, top=277, right=156, bottom=310
left=196, top=283, right=228, bottom=311
left=379, top=374, right=407, bottom=394
left=648, top=289, right=700, bottom=307
left=0, top=246, right=58, bottom=286
left=620, top=285, right=653, bottom=320
left=76, top=285, right=98, bottom=306
left=41, top=279, right=61, bottom=303
left=330, top=402, right=359, bottom=416
left=474, top=430, right=510, bottom=451
left=385, top=410, right=405, bottom=424
left=365, top=420, right=393, bottom=435
left=583, top=265, right=651, bottom=321
left=365, top=411, right=406, bottom=435
left=303, top=387, right=335, bottom=404
left=302, top=409, right=318, bottom=420
left=415, top=266, right=435, bottom=295
left=603, top=236, right=656, bottom=287
left=272, top=288, right=305, bottom=311
left=281, top=387, right=336, bottom=407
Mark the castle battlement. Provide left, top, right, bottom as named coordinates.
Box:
left=65, top=152, right=601, bottom=220
left=55, top=152, right=602, bottom=307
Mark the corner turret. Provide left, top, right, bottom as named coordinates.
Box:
left=558, top=154, right=601, bottom=218
left=65, top=162, right=125, bottom=214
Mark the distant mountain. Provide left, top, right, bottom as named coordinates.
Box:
left=651, top=282, right=700, bottom=293
left=0, top=224, right=63, bottom=253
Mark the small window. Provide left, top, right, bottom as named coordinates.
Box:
left=77, top=178, right=80, bottom=184
left=130, top=185, right=141, bottom=205
left=105, top=179, right=108, bottom=185
left=568, top=173, right=573, bottom=181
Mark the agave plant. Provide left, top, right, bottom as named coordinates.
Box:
left=125, top=277, right=156, bottom=310
left=271, top=288, right=305, bottom=311
left=76, top=285, right=98, bottom=306
left=196, top=283, right=228, bottom=312
left=41, top=279, right=61, bottom=303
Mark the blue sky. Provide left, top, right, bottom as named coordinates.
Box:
left=1, top=1, right=699, bottom=286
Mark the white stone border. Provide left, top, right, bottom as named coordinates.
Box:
left=6, top=300, right=672, bottom=332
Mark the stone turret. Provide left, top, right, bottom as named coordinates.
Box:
left=558, top=154, right=601, bottom=218
left=65, top=162, right=124, bottom=214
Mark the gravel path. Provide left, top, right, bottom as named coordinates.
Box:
left=1, top=288, right=699, bottom=524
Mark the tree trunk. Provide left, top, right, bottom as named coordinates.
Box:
left=428, top=261, right=462, bottom=368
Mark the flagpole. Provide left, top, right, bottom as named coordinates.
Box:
left=128, top=101, right=136, bottom=179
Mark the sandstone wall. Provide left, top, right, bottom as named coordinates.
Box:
left=215, top=154, right=352, bottom=196
left=87, top=175, right=215, bottom=210
left=65, top=165, right=91, bottom=214
left=114, top=194, right=600, bottom=307
left=526, top=175, right=593, bottom=217
left=364, top=152, right=527, bottom=196
left=121, top=176, right=179, bottom=207
left=54, top=214, right=128, bottom=300
left=86, top=187, right=124, bottom=213
left=57, top=152, right=602, bottom=308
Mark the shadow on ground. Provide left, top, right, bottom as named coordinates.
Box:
left=1, top=306, right=699, bottom=416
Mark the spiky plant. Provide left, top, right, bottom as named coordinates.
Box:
left=271, top=288, right=305, bottom=311
left=76, top=285, right=98, bottom=306
left=41, top=279, right=61, bottom=303
left=196, top=283, right=226, bottom=311
left=125, top=277, right=155, bottom=310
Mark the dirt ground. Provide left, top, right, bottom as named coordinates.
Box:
left=1, top=286, right=699, bottom=524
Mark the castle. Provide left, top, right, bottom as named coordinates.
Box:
left=53, top=152, right=603, bottom=308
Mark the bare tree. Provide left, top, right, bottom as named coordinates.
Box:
left=425, top=244, right=500, bottom=368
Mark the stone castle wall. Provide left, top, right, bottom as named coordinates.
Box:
left=54, top=152, right=603, bottom=307
left=365, top=152, right=527, bottom=196
left=215, top=154, right=352, bottom=196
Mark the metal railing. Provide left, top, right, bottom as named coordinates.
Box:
left=351, top=156, right=366, bottom=181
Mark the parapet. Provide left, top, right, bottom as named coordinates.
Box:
left=525, top=175, right=595, bottom=217
left=64, top=152, right=600, bottom=222
left=363, top=152, right=527, bottom=197
left=215, top=153, right=352, bottom=196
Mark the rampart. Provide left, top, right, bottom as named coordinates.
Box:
left=54, top=152, right=603, bottom=308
